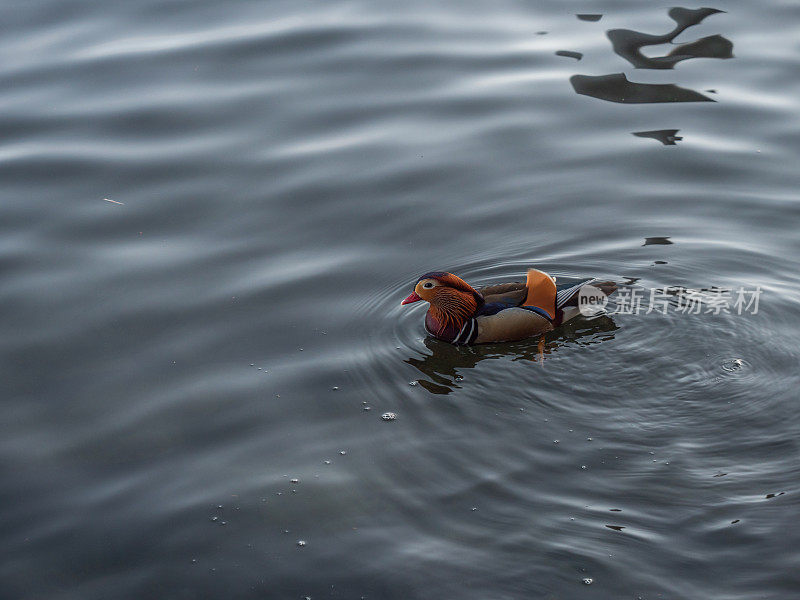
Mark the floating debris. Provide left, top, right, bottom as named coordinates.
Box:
left=582, top=577, right=594, bottom=585
left=296, top=540, right=306, bottom=547
left=290, top=478, right=299, bottom=484
left=577, top=14, right=602, bottom=22
left=381, top=412, right=397, bottom=421
left=103, top=197, right=124, bottom=205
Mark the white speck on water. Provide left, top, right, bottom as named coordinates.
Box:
left=339, top=450, right=347, bottom=455
left=582, top=578, right=593, bottom=585
left=553, top=440, right=559, bottom=444
left=581, top=465, right=587, bottom=470
left=381, top=412, right=397, bottom=421
left=323, top=460, right=331, bottom=465
left=363, top=406, right=371, bottom=411
left=297, top=540, right=306, bottom=547
left=587, top=437, right=593, bottom=441
left=471, top=507, right=477, bottom=511
left=211, top=516, right=218, bottom=522
left=290, top=478, right=299, bottom=484
left=408, top=381, right=418, bottom=386
left=331, top=386, right=339, bottom=391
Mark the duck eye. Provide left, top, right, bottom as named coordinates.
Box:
left=422, top=282, right=434, bottom=289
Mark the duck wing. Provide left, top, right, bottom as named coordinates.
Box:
left=476, top=282, right=527, bottom=305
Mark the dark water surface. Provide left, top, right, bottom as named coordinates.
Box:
left=3, top=1, right=800, bottom=598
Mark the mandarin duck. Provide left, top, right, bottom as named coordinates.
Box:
left=401, top=269, right=616, bottom=345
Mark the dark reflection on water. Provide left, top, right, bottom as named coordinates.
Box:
left=406, top=317, right=619, bottom=395
left=633, top=130, right=683, bottom=145
left=608, top=8, right=733, bottom=70
left=571, top=73, right=713, bottom=104
left=643, top=236, right=674, bottom=245
left=572, top=6, right=732, bottom=105
left=556, top=50, right=582, bottom=61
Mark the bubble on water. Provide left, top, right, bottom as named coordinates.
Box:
left=297, top=540, right=306, bottom=547
left=582, top=578, right=593, bottom=585
left=722, top=358, right=745, bottom=372
left=381, top=412, right=397, bottom=421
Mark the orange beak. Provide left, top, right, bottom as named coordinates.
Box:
left=401, top=291, right=422, bottom=305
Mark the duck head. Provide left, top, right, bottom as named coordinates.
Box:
left=401, top=271, right=484, bottom=339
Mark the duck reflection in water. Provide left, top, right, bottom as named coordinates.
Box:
left=405, top=316, right=619, bottom=394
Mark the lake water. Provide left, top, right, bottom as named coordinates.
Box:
left=2, top=1, right=799, bottom=598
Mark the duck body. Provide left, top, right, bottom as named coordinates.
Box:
left=402, top=269, right=616, bottom=345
